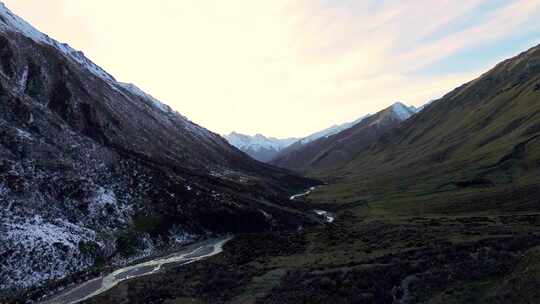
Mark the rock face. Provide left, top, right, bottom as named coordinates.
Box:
left=224, top=132, right=298, bottom=162
left=272, top=102, right=417, bottom=174
left=0, top=2, right=314, bottom=295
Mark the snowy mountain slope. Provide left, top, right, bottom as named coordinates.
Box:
left=271, top=102, right=417, bottom=173
left=0, top=3, right=315, bottom=299
left=390, top=102, right=416, bottom=120
left=0, top=2, right=114, bottom=83
left=367, top=102, right=416, bottom=126
left=299, top=114, right=372, bottom=145
left=224, top=132, right=298, bottom=162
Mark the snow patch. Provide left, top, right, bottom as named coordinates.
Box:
left=14, top=127, right=32, bottom=139
left=0, top=182, right=7, bottom=195
left=6, top=215, right=97, bottom=251
left=391, top=102, right=415, bottom=121
left=1, top=215, right=100, bottom=290
left=18, top=64, right=28, bottom=90
left=225, top=132, right=298, bottom=152
left=168, top=225, right=196, bottom=245
left=88, top=187, right=117, bottom=216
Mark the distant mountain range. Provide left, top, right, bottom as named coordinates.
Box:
left=224, top=132, right=299, bottom=162
left=225, top=102, right=418, bottom=164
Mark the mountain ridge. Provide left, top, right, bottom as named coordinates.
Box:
left=271, top=102, right=418, bottom=173
left=0, top=2, right=316, bottom=297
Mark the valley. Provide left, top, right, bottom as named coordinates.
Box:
left=76, top=195, right=540, bottom=304
left=0, top=1, right=539, bottom=304
left=45, top=237, right=232, bottom=304
left=73, top=43, right=540, bottom=303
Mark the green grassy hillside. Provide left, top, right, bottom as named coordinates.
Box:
left=312, top=44, right=540, bottom=217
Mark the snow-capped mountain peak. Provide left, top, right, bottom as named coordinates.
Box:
left=224, top=132, right=299, bottom=162
left=391, top=102, right=416, bottom=120
left=226, top=132, right=297, bottom=151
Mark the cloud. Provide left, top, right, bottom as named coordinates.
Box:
left=394, top=0, right=540, bottom=71
left=3, top=0, right=540, bottom=137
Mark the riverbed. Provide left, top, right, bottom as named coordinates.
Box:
left=43, top=236, right=232, bottom=304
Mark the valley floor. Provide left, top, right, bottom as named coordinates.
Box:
left=44, top=237, right=231, bottom=304
left=74, top=185, right=540, bottom=304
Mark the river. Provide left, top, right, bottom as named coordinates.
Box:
left=43, top=236, right=232, bottom=304
left=290, top=186, right=335, bottom=223
left=289, top=186, right=317, bottom=200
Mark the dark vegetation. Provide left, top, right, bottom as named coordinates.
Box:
left=85, top=213, right=540, bottom=304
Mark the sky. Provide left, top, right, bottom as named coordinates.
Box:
left=4, top=0, right=540, bottom=138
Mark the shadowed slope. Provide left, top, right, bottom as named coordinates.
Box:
left=271, top=102, right=415, bottom=175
